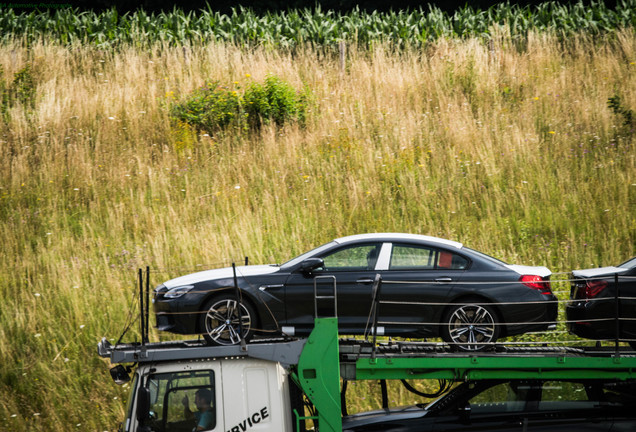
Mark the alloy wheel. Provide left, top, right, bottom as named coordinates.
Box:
left=203, top=298, right=252, bottom=346
left=446, top=303, right=497, bottom=351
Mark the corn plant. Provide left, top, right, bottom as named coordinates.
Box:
left=0, top=0, right=634, bottom=48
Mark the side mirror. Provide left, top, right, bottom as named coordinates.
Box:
left=110, top=365, right=130, bottom=385
left=136, top=387, right=151, bottom=422
left=300, top=258, right=324, bottom=274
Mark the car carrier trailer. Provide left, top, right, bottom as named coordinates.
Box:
left=99, top=316, right=636, bottom=432
left=98, top=269, right=636, bottom=432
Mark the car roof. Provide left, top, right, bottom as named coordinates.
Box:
left=333, top=233, right=463, bottom=250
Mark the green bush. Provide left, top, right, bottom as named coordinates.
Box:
left=170, top=75, right=311, bottom=135
left=0, top=64, right=36, bottom=122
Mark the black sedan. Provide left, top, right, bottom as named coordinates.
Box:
left=566, top=257, right=636, bottom=350
left=342, top=378, right=636, bottom=431
left=153, top=233, right=557, bottom=349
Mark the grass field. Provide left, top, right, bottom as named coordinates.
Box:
left=0, top=27, right=634, bottom=430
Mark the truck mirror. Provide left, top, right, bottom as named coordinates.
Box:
left=300, top=258, right=324, bottom=274
left=110, top=365, right=130, bottom=385
left=136, top=387, right=151, bottom=422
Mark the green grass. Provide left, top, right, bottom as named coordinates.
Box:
left=0, top=24, right=634, bottom=431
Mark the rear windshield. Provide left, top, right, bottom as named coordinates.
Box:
left=462, top=247, right=508, bottom=266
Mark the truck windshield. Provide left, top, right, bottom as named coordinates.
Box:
left=141, top=370, right=216, bottom=432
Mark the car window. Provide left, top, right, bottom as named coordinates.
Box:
left=389, top=244, right=468, bottom=270
left=321, top=244, right=381, bottom=271
left=390, top=245, right=436, bottom=269
left=538, top=380, right=636, bottom=411
left=618, top=257, right=636, bottom=269
left=468, top=381, right=534, bottom=413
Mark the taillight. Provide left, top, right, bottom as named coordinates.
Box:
left=575, top=279, right=608, bottom=299
left=520, top=275, right=552, bottom=295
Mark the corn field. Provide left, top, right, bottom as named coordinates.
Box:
left=0, top=0, right=635, bottom=48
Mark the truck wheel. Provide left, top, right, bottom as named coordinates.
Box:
left=441, top=300, right=499, bottom=351
left=200, top=295, right=255, bottom=345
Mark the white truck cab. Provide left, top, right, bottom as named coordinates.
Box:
left=120, top=358, right=296, bottom=432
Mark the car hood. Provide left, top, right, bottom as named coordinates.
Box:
left=342, top=405, right=428, bottom=430
left=504, top=264, right=551, bottom=277
left=572, top=266, right=629, bottom=278
left=162, top=265, right=280, bottom=288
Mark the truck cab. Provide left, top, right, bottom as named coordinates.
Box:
left=120, top=357, right=295, bottom=432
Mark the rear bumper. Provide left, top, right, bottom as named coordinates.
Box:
left=504, top=296, right=558, bottom=336
left=566, top=299, right=617, bottom=340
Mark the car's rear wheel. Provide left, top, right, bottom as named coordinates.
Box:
left=441, top=300, right=499, bottom=351
left=200, top=294, right=255, bottom=345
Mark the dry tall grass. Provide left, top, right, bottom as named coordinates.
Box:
left=0, top=30, right=634, bottom=430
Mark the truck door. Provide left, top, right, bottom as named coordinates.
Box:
left=136, top=364, right=223, bottom=432
left=220, top=359, right=292, bottom=432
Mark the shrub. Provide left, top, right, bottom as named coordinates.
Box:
left=170, top=75, right=311, bottom=135
left=0, top=64, right=36, bottom=122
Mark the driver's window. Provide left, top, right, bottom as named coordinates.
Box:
left=322, top=244, right=381, bottom=271
left=145, top=370, right=216, bottom=431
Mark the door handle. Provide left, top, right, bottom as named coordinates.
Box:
left=435, top=277, right=452, bottom=283
left=356, top=278, right=374, bottom=284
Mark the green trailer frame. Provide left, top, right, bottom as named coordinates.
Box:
left=293, top=317, right=636, bottom=432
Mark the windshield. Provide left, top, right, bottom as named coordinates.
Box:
left=280, top=241, right=337, bottom=270
left=122, top=372, right=139, bottom=432
left=619, top=257, right=636, bottom=269
left=141, top=370, right=216, bottom=432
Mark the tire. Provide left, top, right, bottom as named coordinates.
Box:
left=441, top=300, right=500, bottom=351
left=200, top=294, right=256, bottom=346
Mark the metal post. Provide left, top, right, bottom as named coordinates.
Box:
left=371, top=274, right=382, bottom=360
left=615, top=273, right=620, bottom=356
left=138, top=268, right=145, bottom=346
left=232, top=263, right=247, bottom=350
left=145, top=266, right=150, bottom=344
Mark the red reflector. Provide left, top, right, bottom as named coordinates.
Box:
left=520, top=275, right=552, bottom=295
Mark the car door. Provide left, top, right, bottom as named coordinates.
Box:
left=375, top=243, right=467, bottom=337
left=282, top=242, right=383, bottom=334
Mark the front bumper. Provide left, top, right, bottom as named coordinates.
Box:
left=153, top=291, right=203, bottom=335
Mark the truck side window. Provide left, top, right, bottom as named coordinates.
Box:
left=143, top=370, right=216, bottom=431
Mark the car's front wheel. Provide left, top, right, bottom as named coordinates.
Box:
left=441, top=300, right=499, bottom=351
left=200, top=294, right=255, bottom=345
